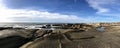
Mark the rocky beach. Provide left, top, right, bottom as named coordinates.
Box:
left=0, top=23, right=120, bottom=48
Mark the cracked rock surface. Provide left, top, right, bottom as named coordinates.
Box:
left=1, top=25, right=120, bottom=48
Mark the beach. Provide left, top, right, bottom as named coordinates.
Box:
left=0, top=23, right=120, bottom=48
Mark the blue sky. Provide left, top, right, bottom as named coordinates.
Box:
left=0, top=0, right=120, bottom=23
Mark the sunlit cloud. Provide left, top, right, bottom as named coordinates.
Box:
left=1, top=0, right=119, bottom=23
left=0, top=0, right=88, bottom=23
left=86, top=0, right=120, bottom=17
left=9, top=10, right=87, bottom=23
left=0, top=0, right=13, bottom=22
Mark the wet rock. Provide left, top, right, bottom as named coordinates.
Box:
left=0, top=27, right=13, bottom=30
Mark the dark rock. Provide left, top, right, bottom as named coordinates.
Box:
left=0, top=36, right=30, bottom=48
left=0, top=27, right=13, bottom=30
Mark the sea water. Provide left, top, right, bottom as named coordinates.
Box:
left=0, top=23, right=44, bottom=29
left=97, top=27, right=105, bottom=32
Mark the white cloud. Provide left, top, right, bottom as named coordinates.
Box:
left=86, top=0, right=109, bottom=13
left=0, top=0, right=88, bottom=23
left=0, top=0, right=14, bottom=22
left=9, top=10, right=87, bottom=22
left=0, top=9, right=88, bottom=23
left=2, top=0, right=118, bottom=23
left=86, top=0, right=120, bottom=16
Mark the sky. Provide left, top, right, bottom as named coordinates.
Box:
left=0, top=0, right=120, bottom=23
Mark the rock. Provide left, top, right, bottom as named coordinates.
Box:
left=0, top=27, right=13, bottom=30
left=0, top=36, right=30, bottom=48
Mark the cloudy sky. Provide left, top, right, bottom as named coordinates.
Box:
left=0, top=0, right=120, bottom=23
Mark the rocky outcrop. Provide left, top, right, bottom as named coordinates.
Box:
left=0, top=27, right=13, bottom=30
left=61, top=23, right=93, bottom=31
left=0, top=36, right=30, bottom=48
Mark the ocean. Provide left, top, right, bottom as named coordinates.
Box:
left=0, top=23, right=46, bottom=29
left=0, top=23, right=63, bottom=29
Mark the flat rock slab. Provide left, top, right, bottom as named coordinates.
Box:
left=1, top=26, right=120, bottom=48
